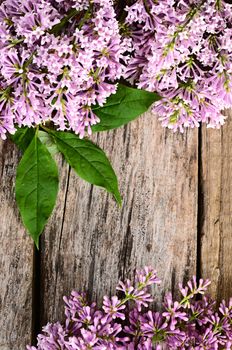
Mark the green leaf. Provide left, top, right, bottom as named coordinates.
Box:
left=10, top=127, right=35, bottom=152
left=15, top=134, right=59, bottom=247
left=92, top=84, right=161, bottom=132
left=38, top=130, right=59, bottom=156
left=50, top=130, right=122, bottom=205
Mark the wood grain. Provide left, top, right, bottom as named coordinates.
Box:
left=0, top=141, right=34, bottom=350
left=200, top=110, right=232, bottom=301
left=40, top=112, right=199, bottom=325
left=3, top=110, right=232, bottom=346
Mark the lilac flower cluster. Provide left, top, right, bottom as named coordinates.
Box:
left=0, top=0, right=125, bottom=139
left=125, top=0, right=232, bottom=132
left=28, top=267, right=232, bottom=349
left=1, top=0, right=232, bottom=140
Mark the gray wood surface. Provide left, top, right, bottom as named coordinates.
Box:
left=201, top=110, right=232, bottom=301
left=0, top=142, right=34, bottom=350
left=40, top=113, right=198, bottom=325
left=0, top=110, right=232, bottom=349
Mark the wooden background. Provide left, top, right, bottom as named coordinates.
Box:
left=0, top=110, right=232, bottom=349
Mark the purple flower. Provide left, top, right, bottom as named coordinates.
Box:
left=219, top=298, right=232, bottom=318
left=179, top=276, right=211, bottom=308
left=135, top=266, right=161, bottom=288
left=141, top=311, right=168, bottom=336
left=116, top=279, right=134, bottom=296
left=163, top=293, right=188, bottom=330
left=124, top=0, right=232, bottom=131
left=102, top=296, right=126, bottom=320
left=0, top=0, right=125, bottom=139
left=27, top=323, right=68, bottom=350
left=132, top=289, right=153, bottom=312
left=28, top=267, right=232, bottom=350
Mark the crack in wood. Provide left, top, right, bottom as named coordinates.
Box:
left=197, top=126, right=203, bottom=282
left=53, top=165, right=71, bottom=306
left=118, top=193, right=134, bottom=281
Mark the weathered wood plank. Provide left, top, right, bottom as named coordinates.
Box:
left=201, top=110, right=232, bottom=301
left=0, top=141, right=34, bottom=350
left=40, top=112, right=198, bottom=325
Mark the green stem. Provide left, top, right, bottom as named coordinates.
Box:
left=40, top=125, right=53, bottom=134
left=50, top=4, right=93, bottom=35
left=179, top=289, right=197, bottom=306
left=164, top=0, right=205, bottom=56
left=117, top=295, right=133, bottom=307
left=77, top=5, right=93, bottom=29
left=35, top=125, right=39, bottom=137
left=215, top=0, right=221, bottom=10
left=49, top=8, right=79, bottom=35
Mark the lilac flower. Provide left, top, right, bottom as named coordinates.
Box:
left=0, top=0, right=125, bottom=139
left=141, top=311, right=168, bottom=337
left=1, top=0, right=231, bottom=140
left=117, top=269, right=158, bottom=311
left=103, top=296, right=126, bottom=320
left=135, top=266, right=161, bottom=288
left=124, top=0, right=232, bottom=131
left=0, top=98, right=16, bottom=139
left=124, top=309, right=141, bottom=337
left=219, top=298, right=232, bottom=318
left=179, top=276, right=211, bottom=307
left=163, top=293, right=188, bottom=330
left=29, top=267, right=232, bottom=350
left=195, top=327, right=218, bottom=350
left=190, top=295, right=215, bottom=326
left=117, top=279, right=134, bottom=296
left=26, top=323, right=68, bottom=350
left=132, top=289, right=154, bottom=312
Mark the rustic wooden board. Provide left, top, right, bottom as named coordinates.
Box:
left=5, top=110, right=231, bottom=346
left=201, top=110, right=232, bottom=301
left=0, top=141, right=34, bottom=350
left=40, top=112, right=199, bottom=325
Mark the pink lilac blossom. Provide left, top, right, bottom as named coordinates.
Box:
left=124, top=0, right=232, bottom=132
left=27, top=266, right=232, bottom=350
left=0, top=0, right=125, bottom=139
left=1, top=0, right=232, bottom=140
